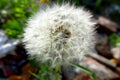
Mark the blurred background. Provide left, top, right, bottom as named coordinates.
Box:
left=0, top=0, right=120, bottom=80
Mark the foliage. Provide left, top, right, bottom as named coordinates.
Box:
left=109, top=33, right=120, bottom=47
left=38, top=63, right=55, bottom=80
left=0, top=0, right=39, bottom=38
left=29, top=59, right=56, bottom=80
left=70, top=62, right=98, bottom=80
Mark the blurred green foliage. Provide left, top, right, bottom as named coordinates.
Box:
left=109, top=33, right=120, bottom=47
left=0, top=0, right=39, bottom=38
left=38, top=63, right=55, bottom=80
left=29, top=58, right=56, bottom=80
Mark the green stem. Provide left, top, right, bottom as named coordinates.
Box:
left=29, top=71, right=40, bottom=80
left=62, top=0, right=65, bottom=3
left=70, top=62, right=98, bottom=80
left=57, top=0, right=59, bottom=3
left=55, top=65, right=60, bottom=80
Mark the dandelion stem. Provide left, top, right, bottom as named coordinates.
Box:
left=55, top=65, right=60, bottom=80
left=63, top=0, right=65, bottom=3
left=57, top=0, right=59, bottom=3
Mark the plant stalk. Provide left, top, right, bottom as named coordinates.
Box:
left=70, top=62, right=98, bottom=80
left=55, top=65, right=60, bottom=80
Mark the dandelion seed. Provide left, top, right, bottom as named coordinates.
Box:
left=23, top=4, right=96, bottom=67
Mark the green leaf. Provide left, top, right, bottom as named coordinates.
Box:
left=29, top=71, right=41, bottom=80
left=70, top=62, right=98, bottom=80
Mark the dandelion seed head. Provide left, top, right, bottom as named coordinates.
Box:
left=23, top=4, right=96, bottom=67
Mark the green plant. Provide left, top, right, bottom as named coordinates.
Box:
left=30, top=62, right=98, bottom=80
left=0, top=0, right=39, bottom=38
left=109, top=33, right=120, bottom=47
left=29, top=59, right=56, bottom=80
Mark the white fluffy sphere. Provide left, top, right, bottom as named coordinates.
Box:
left=23, top=4, right=96, bottom=67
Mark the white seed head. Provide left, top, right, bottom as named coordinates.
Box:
left=23, top=4, right=96, bottom=67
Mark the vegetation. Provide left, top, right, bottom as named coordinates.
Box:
left=0, top=0, right=39, bottom=38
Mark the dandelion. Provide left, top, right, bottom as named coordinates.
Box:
left=23, top=4, right=96, bottom=67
